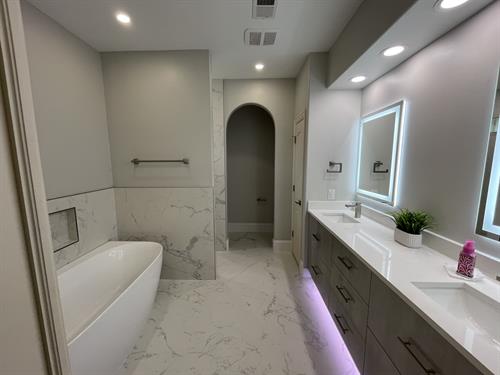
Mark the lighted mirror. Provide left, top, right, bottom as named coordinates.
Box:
left=356, top=101, right=404, bottom=205
left=476, top=71, right=500, bottom=239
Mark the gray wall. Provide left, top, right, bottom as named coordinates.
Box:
left=227, top=105, right=275, bottom=224
left=307, top=53, right=361, bottom=202
left=224, top=79, right=295, bottom=240
left=102, top=50, right=215, bottom=280
left=360, top=1, right=500, bottom=257
left=327, top=0, right=416, bottom=86
left=101, top=50, right=212, bottom=188
left=22, top=1, right=112, bottom=199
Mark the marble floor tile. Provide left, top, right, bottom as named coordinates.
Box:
left=123, top=233, right=359, bottom=375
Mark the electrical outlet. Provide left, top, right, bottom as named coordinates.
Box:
left=327, top=188, right=336, bottom=200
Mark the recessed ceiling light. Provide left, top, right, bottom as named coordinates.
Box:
left=116, top=12, right=131, bottom=25
left=255, top=63, right=265, bottom=71
left=437, top=0, right=470, bottom=9
left=382, top=45, right=405, bottom=57
left=351, top=75, right=366, bottom=83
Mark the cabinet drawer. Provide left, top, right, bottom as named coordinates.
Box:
left=369, top=277, right=482, bottom=375
left=308, top=219, right=331, bottom=303
left=364, top=328, right=400, bottom=375
left=332, top=237, right=371, bottom=303
left=328, top=293, right=365, bottom=372
left=329, top=266, right=368, bottom=340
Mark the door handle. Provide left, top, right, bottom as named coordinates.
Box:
left=256, top=197, right=267, bottom=202
left=334, top=314, right=350, bottom=335
left=311, top=265, right=322, bottom=276
left=312, top=233, right=320, bottom=242
left=294, top=200, right=302, bottom=206
left=398, top=337, right=438, bottom=374
left=335, top=285, right=352, bottom=303
left=337, top=256, right=354, bottom=270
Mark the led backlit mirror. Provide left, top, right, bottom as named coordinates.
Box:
left=477, top=71, right=500, bottom=239
left=356, top=101, right=404, bottom=205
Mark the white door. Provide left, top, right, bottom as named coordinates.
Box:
left=292, top=113, right=305, bottom=264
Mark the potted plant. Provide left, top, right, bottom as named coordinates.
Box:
left=391, top=209, right=433, bottom=248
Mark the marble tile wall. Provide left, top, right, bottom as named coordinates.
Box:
left=114, top=188, right=215, bottom=280
left=212, top=79, right=227, bottom=251
left=47, top=188, right=118, bottom=269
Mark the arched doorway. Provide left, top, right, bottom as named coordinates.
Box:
left=226, top=104, right=275, bottom=247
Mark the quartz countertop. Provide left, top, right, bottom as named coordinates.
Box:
left=308, top=201, right=500, bottom=375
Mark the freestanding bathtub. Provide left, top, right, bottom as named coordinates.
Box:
left=57, top=241, right=162, bottom=375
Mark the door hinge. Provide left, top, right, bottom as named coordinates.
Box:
left=291, top=230, right=294, bottom=238
left=293, top=184, right=295, bottom=192
left=293, top=136, right=296, bottom=144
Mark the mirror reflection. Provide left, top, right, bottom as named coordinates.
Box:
left=477, top=72, right=500, bottom=240
left=357, top=102, right=404, bottom=205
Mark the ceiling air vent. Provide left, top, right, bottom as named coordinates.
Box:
left=253, top=0, right=277, bottom=19
left=244, top=29, right=278, bottom=46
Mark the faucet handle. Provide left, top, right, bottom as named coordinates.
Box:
left=345, top=201, right=361, bottom=207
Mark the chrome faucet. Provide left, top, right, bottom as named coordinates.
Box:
left=345, top=202, right=362, bottom=218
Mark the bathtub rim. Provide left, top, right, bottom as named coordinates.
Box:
left=57, top=241, right=162, bottom=344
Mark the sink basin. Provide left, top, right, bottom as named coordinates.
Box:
left=353, top=233, right=391, bottom=276
left=413, top=282, right=500, bottom=345
left=321, top=212, right=359, bottom=224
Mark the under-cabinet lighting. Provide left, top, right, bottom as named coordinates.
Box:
left=437, top=0, right=470, bottom=9
left=116, top=12, right=131, bottom=25
left=351, top=76, right=366, bottom=83
left=382, top=45, right=405, bottom=57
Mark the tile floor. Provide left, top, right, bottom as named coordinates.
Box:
left=123, top=233, right=359, bottom=375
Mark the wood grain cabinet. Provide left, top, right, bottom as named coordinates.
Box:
left=368, top=276, right=482, bottom=375
left=364, top=329, right=400, bottom=375
left=306, top=213, right=484, bottom=375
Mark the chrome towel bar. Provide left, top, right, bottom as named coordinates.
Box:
left=131, top=158, right=190, bottom=165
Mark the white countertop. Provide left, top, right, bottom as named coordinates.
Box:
left=308, top=202, right=500, bottom=375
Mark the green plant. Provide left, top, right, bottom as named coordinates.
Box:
left=391, top=209, right=433, bottom=235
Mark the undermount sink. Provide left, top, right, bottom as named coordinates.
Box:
left=321, top=212, right=359, bottom=224
left=413, top=282, right=500, bottom=345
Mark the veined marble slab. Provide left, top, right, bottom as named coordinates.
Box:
left=212, top=79, right=227, bottom=251
left=122, top=233, right=359, bottom=375
left=115, top=187, right=215, bottom=280
left=47, top=188, right=118, bottom=269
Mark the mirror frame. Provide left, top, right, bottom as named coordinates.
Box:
left=356, top=101, right=405, bottom=206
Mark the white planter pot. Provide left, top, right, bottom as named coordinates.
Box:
left=394, top=228, right=422, bottom=248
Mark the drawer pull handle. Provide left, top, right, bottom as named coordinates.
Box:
left=398, top=337, right=438, bottom=375
left=337, top=256, right=354, bottom=270
left=312, top=233, right=320, bottom=242
left=311, top=265, right=322, bottom=276
left=334, top=313, right=350, bottom=334
left=335, top=285, right=352, bottom=303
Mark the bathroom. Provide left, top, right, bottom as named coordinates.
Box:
left=1, top=0, right=499, bottom=374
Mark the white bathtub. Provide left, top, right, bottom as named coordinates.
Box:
left=57, top=241, right=162, bottom=375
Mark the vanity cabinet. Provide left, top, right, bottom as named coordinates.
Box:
left=368, top=276, right=482, bottom=375
left=306, top=213, right=483, bottom=375
left=364, top=329, right=400, bottom=375
left=308, top=217, right=332, bottom=304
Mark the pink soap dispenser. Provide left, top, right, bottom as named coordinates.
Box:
left=456, top=240, right=476, bottom=278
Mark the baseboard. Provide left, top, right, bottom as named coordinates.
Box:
left=273, top=239, right=292, bottom=253
left=228, top=222, right=273, bottom=233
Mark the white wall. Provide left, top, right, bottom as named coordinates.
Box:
left=306, top=53, right=361, bottom=202
left=224, top=79, right=295, bottom=240
left=227, top=105, right=275, bottom=224
left=102, top=50, right=212, bottom=188
left=22, top=1, right=112, bottom=199
left=361, top=1, right=500, bottom=258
